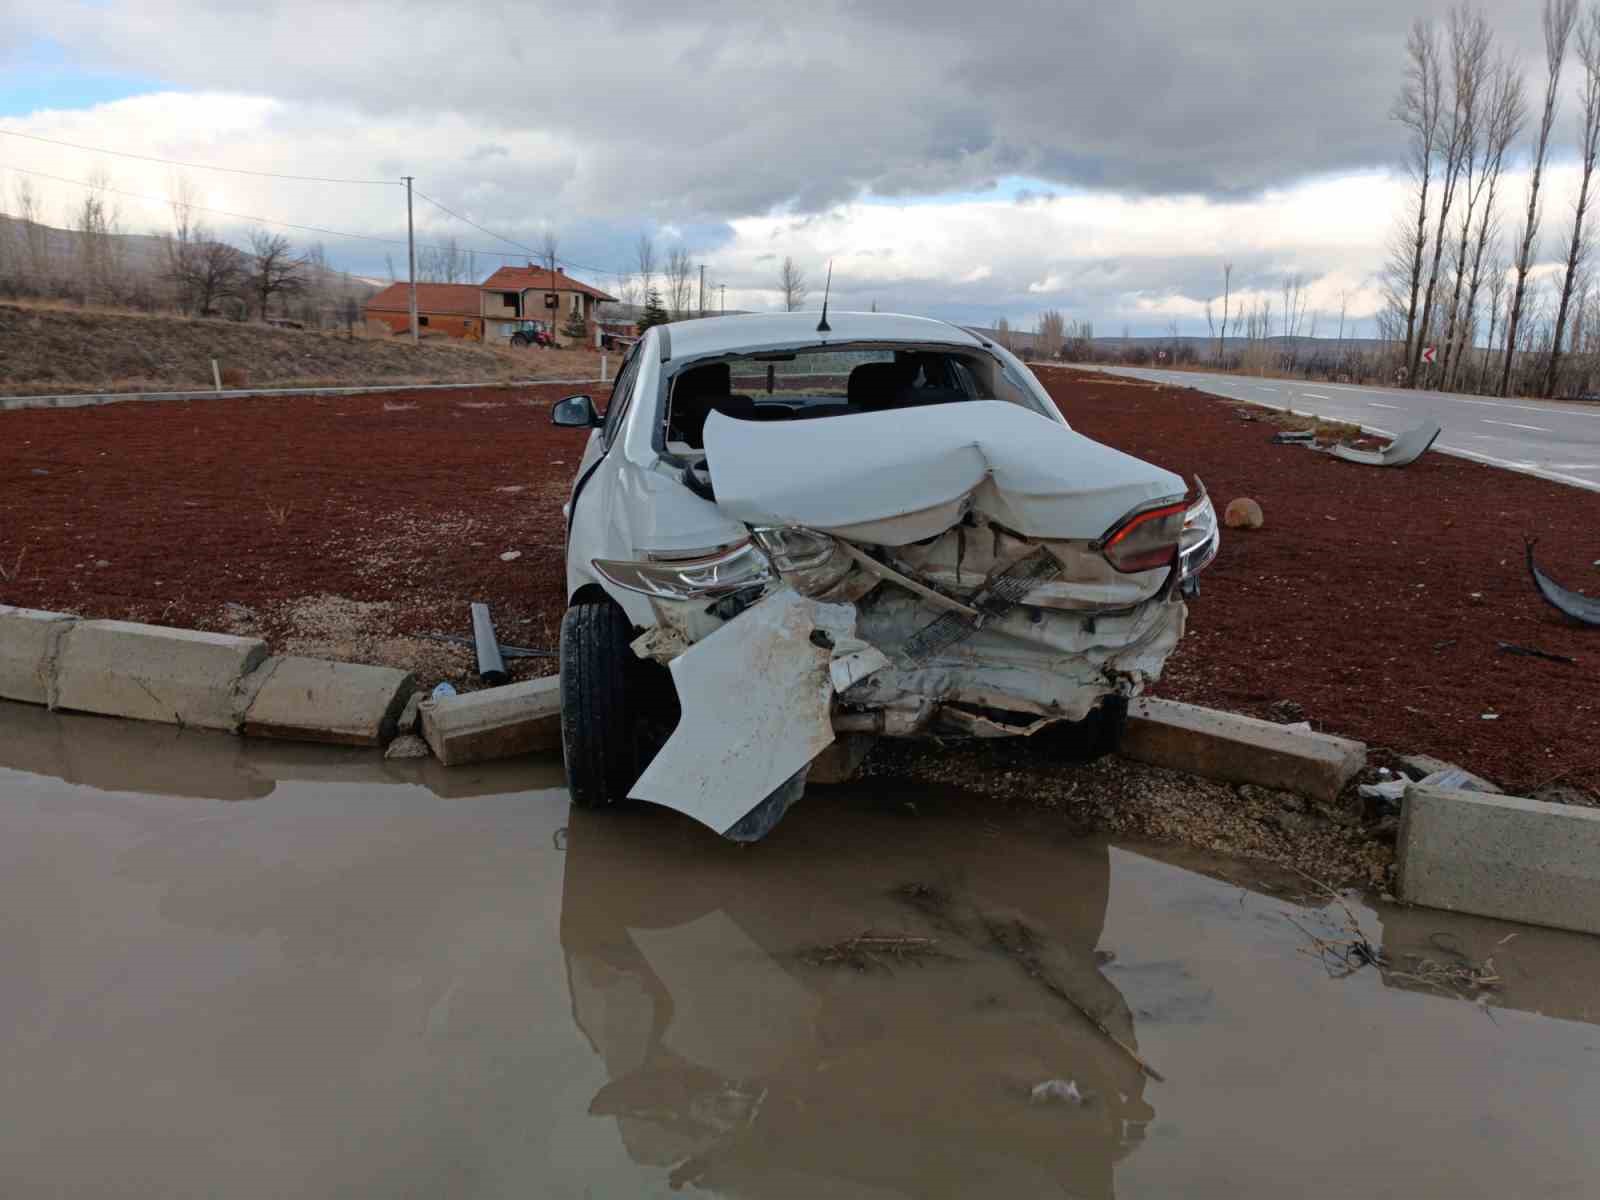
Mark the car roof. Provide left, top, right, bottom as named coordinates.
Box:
left=660, top=311, right=987, bottom=360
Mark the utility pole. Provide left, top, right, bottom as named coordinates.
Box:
left=698, top=264, right=705, bottom=318
left=720, top=283, right=725, bottom=314
left=403, top=175, right=417, bottom=344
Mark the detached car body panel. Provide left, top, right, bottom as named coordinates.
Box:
left=555, top=312, right=1218, bottom=839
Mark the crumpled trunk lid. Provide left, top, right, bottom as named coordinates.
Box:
left=702, top=401, right=1185, bottom=546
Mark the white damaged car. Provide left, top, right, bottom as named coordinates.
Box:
left=552, top=312, right=1218, bottom=840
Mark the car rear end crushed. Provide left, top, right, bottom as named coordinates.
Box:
left=555, top=312, right=1219, bottom=840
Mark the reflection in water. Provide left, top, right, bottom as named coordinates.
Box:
left=559, top=805, right=1155, bottom=1197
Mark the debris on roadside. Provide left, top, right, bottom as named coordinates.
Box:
left=1497, top=641, right=1576, bottom=665
left=394, top=690, right=423, bottom=735
left=498, top=550, right=522, bottom=562
left=1270, top=429, right=1315, bottom=444
left=1233, top=408, right=1259, bottom=423
left=1526, top=538, right=1600, bottom=627
left=1267, top=699, right=1307, bottom=724
left=1319, top=420, right=1441, bottom=468
left=471, top=602, right=510, bottom=686
left=1224, top=497, right=1264, bottom=529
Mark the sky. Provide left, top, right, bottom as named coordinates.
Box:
left=0, top=0, right=1580, bottom=334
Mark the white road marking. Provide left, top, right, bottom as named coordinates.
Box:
left=1481, top=418, right=1551, bottom=432
left=1300, top=392, right=1332, bottom=400
left=1368, top=402, right=1402, bottom=409
left=1450, top=396, right=1600, bottom=418
left=1255, top=385, right=1280, bottom=392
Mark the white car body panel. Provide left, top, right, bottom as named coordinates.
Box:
left=628, top=589, right=849, bottom=835
left=702, top=401, right=1184, bottom=546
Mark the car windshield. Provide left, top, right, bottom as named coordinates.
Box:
left=664, top=345, right=999, bottom=450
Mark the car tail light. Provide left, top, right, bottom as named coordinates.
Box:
left=1097, top=498, right=1186, bottom=574
left=593, top=540, right=773, bottom=600
left=750, top=526, right=853, bottom=596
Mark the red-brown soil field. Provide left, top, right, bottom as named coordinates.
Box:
left=3, top=367, right=1596, bottom=796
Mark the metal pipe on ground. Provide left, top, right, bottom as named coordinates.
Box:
left=471, top=603, right=509, bottom=686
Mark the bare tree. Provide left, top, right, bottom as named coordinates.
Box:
left=634, top=232, right=656, bottom=304
left=1500, top=0, right=1581, bottom=395
left=1479, top=256, right=1509, bottom=391
left=13, top=178, right=50, bottom=281
left=539, top=231, right=560, bottom=282
left=778, top=256, right=808, bottom=311
left=248, top=230, right=307, bottom=319
left=1212, top=262, right=1233, bottom=365
left=665, top=246, right=695, bottom=319
left=1546, top=3, right=1600, bottom=394
left=1447, top=61, right=1525, bottom=389
left=74, top=167, right=122, bottom=303
left=996, top=315, right=1012, bottom=349
left=1281, top=274, right=1310, bottom=368
left=384, top=253, right=397, bottom=283
left=1036, top=309, right=1067, bottom=358
left=186, top=237, right=248, bottom=317
left=1411, top=6, right=1491, bottom=385
left=418, top=234, right=469, bottom=283
left=1395, top=19, right=1445, bottom=369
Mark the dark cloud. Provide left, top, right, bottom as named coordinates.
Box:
left=31, top=0, right=1535, bottom=221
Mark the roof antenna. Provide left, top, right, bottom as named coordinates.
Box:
left=816, top=261, right=833, bottom=333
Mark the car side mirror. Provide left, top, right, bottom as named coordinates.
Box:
left=552, top=394, right=601, bottom=428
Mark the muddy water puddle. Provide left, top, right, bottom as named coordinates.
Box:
left=2, top=701, right=1598, bottom=1198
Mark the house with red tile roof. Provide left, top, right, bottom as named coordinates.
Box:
left=480, top=266, right=617, bottom=347
left=364, top=282, right=484, bottom=340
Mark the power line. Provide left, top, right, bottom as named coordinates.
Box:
left=0, top=126, right=400, bottom=186
left=413, top=189, right=539, bottom=256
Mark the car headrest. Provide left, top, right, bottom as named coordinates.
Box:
left=847, top=362, right=907, bottom=411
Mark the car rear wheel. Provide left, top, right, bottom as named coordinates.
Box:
left=1043, top=695, right=1128, bottom=763
left=559, top=599, right=678, bottom=808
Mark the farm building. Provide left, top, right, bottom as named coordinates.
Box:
left=364, top=283, right=484, bottom=340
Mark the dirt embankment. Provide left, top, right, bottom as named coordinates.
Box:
left=0, top=303, right=610, bottom=396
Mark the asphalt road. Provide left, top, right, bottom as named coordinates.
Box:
left=1081, top=365, right=1600, bottom=494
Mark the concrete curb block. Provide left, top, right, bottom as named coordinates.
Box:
left=0, top=605, right=75, bottom=706
left=1397, top=784, right=1600, bottom=935
left=54, top=620, right=268, bottom=732
left=241, top=655, right=416, bottom=747
left=0, top=613, right=420, bottom=747
left=0, top=377, right=606, bottom=412
left=1121, top=697, right=1366, bottom=803
left=421, top=676, right=561, bottom=766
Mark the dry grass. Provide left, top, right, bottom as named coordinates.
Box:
left=0, top=303, right=612, bottom=396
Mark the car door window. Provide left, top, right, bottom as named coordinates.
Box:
left=602, top=346, right=641, bottom=449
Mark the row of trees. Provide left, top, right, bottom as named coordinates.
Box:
left=0, top=170, right=371, bottom=330
left=1387, top=0, right=1600, bottom=396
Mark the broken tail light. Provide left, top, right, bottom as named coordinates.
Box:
left=593, top=540, right=773, bottom=600
left=1178, top=481, right=1220, bottom=580
left=1097, top=498, right=1187, bottom=574
left=750, top=526, right=853, bottom=596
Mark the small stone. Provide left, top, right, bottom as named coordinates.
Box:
left=30, top=468, right=49, bottom=476
left=384, top=734, right=430, bottom=760
left=94, top=559, right=109, bottom=568
left=499, top=550, right=522, bottom=562
left=1223, top=498, right=1264, bottom=530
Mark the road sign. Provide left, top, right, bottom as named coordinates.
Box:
left=1422, top=345, right=1437, bottom=364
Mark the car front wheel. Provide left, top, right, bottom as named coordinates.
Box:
left=559, top=600, right=650, bottom=807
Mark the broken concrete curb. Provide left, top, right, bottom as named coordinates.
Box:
left=1121, top=697, right=1366, bottom=804
left=0, top=605, right=75, bottom=706
left=241, top=655, right=415, bottom=747
left=1398, top=784, right=1600, bottom=936
left=54, top=620, right=268, bottom=732
left=420, top=676, right=561, bottom=766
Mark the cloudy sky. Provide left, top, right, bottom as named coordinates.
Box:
left=0, top=0, right=1579, bottom=334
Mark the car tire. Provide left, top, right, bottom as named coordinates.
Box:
left=1043, top=695, right=1128, bottom=763
left=560, top=600, right=646, bottom=808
